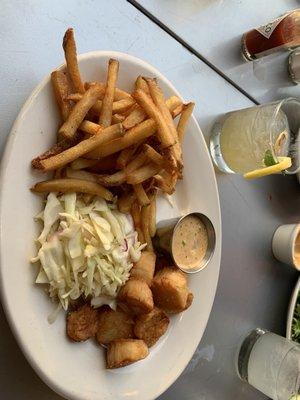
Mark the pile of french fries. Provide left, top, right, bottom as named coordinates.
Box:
left=31, top=28, right=195, bottom=251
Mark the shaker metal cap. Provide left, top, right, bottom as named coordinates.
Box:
left=288, top=48, right=300, bottom=84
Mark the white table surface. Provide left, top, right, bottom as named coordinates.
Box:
left=132, top=0, right=300, bottom=103
left=0, top=1, right=298, bottom=399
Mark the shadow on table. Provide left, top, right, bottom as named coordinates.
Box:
left=158, top=157, right=299, bottom=400
left=210, top=35, right=300, bottom=104
left=0, top=304, right=63, bottom=399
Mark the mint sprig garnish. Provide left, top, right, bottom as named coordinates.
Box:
left=264, top=150, right=278, bottom=167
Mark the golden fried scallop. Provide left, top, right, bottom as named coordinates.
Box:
left=151, top=267, right=190, bottom=314
left=118, top=278, right=154, bottom=315
left=134, top=307, right=169, bottom=347
left=96, top=308, right=134, bottom=345
left=130, top=251, right=156, bottom=286
left=106, top=339, right=149, bottom=369
left=67, top=304, right=99, bottom=342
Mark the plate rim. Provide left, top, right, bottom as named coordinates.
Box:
left=286, top=275, right=300, bottom=340
left=0, top=50, right=221, bottom=400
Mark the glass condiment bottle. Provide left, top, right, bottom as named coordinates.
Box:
left=237, top=329, right=300, bottom=400
left=289, top=48, right=300, bottom=84
left=242, top=9, right=300, bottom=61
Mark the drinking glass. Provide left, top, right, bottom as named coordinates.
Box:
left=237, top=328, right=300, bottom=400
left=210, top=98, right=300, bottom=175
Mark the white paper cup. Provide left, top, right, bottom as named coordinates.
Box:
left=272, top=223, right=300, bottom=270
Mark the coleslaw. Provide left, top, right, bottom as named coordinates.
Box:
left=31, top=193, right=145, bottom=320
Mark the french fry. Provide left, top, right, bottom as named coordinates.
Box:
left=143, top=144, right=164, bottom=166
left=67, top=94, right=135, bottom=115
left=147, top=188, right=157, bottom=237
left=66, top=167, right=98, bottom=182
left=32, top=140, right=71, bottom=165
left=131, top=201, right=145, bottom=243
left=113, top=99, right=135, bottom=114
left=63, top=28, right=85, bottom=94
left=86, top=154, right=118, bottom=172
left=68, top=93, right=103, bottom=116
left=153, top=171, right=176, bottom=195
left=123, top=97, right=183, bottom=130
left=148, top=191, right=157, bottom=237
left=126, top=152, right=147, bottom=173
left=32, top=124, right=123, bottom=171
left=67, top=93, right=89, bottom=101
left=137, top=230, right=145, bottom=244
left=112, top=113, right=126, bottom=124
left=70, top=158, right=99, bottom=170
left=79, top=120, right=103, bottom=136
left=118, top=191, right=136, bottom=214
left=31, top=178, right=113, bottom=201
left=141, top=204, right=153, bottom=251
left=122, top=95, right=182, bottom=131
left=51, top=70, right=72, bottom=121
left=146, top=78, right=182, bottom=167
left=119, top=103, right=137, bottom=117
left=116, top=144, right=138, bottom=169
left=84, top=81, right=132, bottom=100
left=132, top=89, right=174, bottom=148
left=86, top=119, right=155, bottom=159
left=147, top=79, right=178, bottom=130
left=97, top=152, right=146, bottom=186
left=162, top=147, right=178, bottom=173
left=99, top=59, right=119, bottom=127
left=59, top=84, right=103, bottom=140
left=166, top=96, right=182, bottom=111
left=126, top=163, right=162, bottom=185
left=142, top=177, right=156, bottom=193
left=172, top=104, right=184, bottom=119
left=135, top=76, right=150, bottom=93
left=97, top=170, right=126, bottom=186
left=177, top=102, right=195, bottom=143
left=133, top=184, right=150, bottom=206
left=113, top=99, right=135, bottom=113
left=122, top=107, right=147, bottom=130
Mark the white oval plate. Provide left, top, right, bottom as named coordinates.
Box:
left=286, top=276, right=300, bottom=340
left=0, top=52, right=221, bottom=400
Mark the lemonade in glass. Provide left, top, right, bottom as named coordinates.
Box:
left=210, top=98, right=300, bottom=177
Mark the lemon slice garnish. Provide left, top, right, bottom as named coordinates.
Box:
left=243, top=157, right=292, bottom=180
left=274, top=130, right=289, bottom=155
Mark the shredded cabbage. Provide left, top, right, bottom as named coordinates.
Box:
left=31, top=193, right=145, bottom=315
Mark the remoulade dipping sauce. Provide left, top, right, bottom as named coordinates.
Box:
left=172, top=215, right=208, bottom=270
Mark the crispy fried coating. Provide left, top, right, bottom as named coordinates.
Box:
left=151, top=267, right=190, bottom=314
left=130, top=251, right=156, bottom=286
left=96, top=308, right=134, bottom=345
left=134, top=307, right=169, bottom=347
left=185, top=292, right=194, bottom=310
left=118, top=278, right=154, bottom=315
left=67, top=304, right=99, bottom=342
left=106, top=339, right=149, bottom=369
